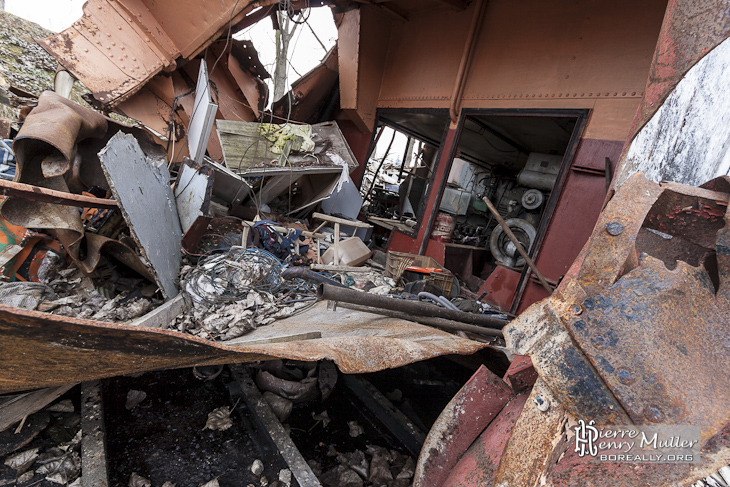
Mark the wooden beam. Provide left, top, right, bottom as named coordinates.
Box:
left=229, top=366, right=322, bottom=487
left=312, top=212, right=371, bottom=228
left=0, top=180, right=118, bottom=209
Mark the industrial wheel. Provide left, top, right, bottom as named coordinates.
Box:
left=489, top=218, right=536, bottom=267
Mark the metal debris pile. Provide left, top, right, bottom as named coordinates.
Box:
left=175, top=248, right=318, bottom=341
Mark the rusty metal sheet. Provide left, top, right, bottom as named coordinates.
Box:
left=501, top=172, right=730, bottom=484
left=0, top=301, right=485, bottom=394
left=413, top=365, right=513, bottom=487
left=3, top=91, right=164, bottom=281
left=631, top=0, right=730, bottom=138
left=502, top=355, right=537, bottom=393
left=272, top=47, right=339, bottom=124
left=36, top=0, right=275, bottom=107
left=441, top=392, right=529, bottom=487
left=492, top=378, right=569, bottom=487
left=507, top=173, right=730, bottom=437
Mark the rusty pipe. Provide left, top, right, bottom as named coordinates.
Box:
left=336, top=302, right=503, bottom=338
left=449, top=0, right=488, bottom=125
left=317, top=284, right=509, bottom=329
left=281, top=267, right=347, bottom=288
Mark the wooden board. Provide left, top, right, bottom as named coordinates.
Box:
left=217, top=120, right=359, bottom=174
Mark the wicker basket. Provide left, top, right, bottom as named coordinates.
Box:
left=385, top=251, right=455, bottom=295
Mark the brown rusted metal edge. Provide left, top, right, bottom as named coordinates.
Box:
left=0, top=300, right=487, bottom=394
left=629, top=0, right=730, bottom=139
left=413, top=365, right=513, bottom=487
left=0, top=179, right=118, bottom=209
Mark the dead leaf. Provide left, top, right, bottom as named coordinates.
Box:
left=263, top=392, right=292, bottom=423
left=36, top=453, right=80, bottom=484
left=311, top=410, right=330, bottom=428
left=47, top=399, right=74, bottom=413
left=204, top=407, right=232, bottom=431
left=199, top=480, right=220, bottom=487
left=4, top=448, right=38, bottom=474
left=348, top=420, right=364, bottom=438
left=129, top=472, right=152, bottom=487
left=161, top=482, right=176, bottom=487
left=125, top=390, right=147, bottom=410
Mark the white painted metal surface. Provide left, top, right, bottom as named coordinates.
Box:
left=617, top=37, right=730, bottom=188
left=188, top=61, right=218, bottom=164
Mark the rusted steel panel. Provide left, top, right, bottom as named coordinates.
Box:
left=272, top=47, right=339, bottom=124
left=492, top=378, right=568, bottom=487
left=631, top=0, right=730, bottom=138
left=4, top=91, right=164, bottom=280
left=0, top=301, right=485, bottom=394
left=413, top=365, right=513, bottom=487
left=441, top=392, right=529, bottom=487
left=506, top=173, right=730, bottom=447
left=377, top=0, right=663, bottom=109
left=502, top=355, right=537, bottom=393
left=37, top=0, right=274, bottom=107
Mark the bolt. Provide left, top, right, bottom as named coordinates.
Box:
left=606, top=222, right=624, bottom=236
left=535, top=395, right=550, bottom=412
left=591, top=335, right=608, bottom=349
left=571, top=304, right=583, bottom=315
left=644, top=406, right=665, bottom=423
left=617, top=369, right=635, bottom=385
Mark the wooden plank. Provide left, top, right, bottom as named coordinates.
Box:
left=342, top=374, right=426, bottom=457
left=312, top=212, right=370, bottom=228
left=0, top=179, right=118, bottom=209
left=217, top=120, right=358, bottom=173
left=99, top=133, right=182, bottom=299
left=229, top=365, right=322, bottom=487
left=243, top=221, right=327, bottom=239
left=129, top=294, right=185, bottom=329
left=0, top=384, right=75, bottom=431
left=81, top=381, right=109, bottom=487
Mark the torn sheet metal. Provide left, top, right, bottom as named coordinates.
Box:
left=174, top=158, right=215, bottom=234
left=0, top=301, right=485, bottom=394
left=98, top=132, right=182, bottom=299
left=2, top=91, right=160, bottom=282
left=272, top=47, right=339, bottom=124
left=499, top=173, right=730, bottom=484
left=36, top=0, right=275, bottom=107
left=187, top=61, right=218, bottom=164
left=629, top=0, right=730, bottom=138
